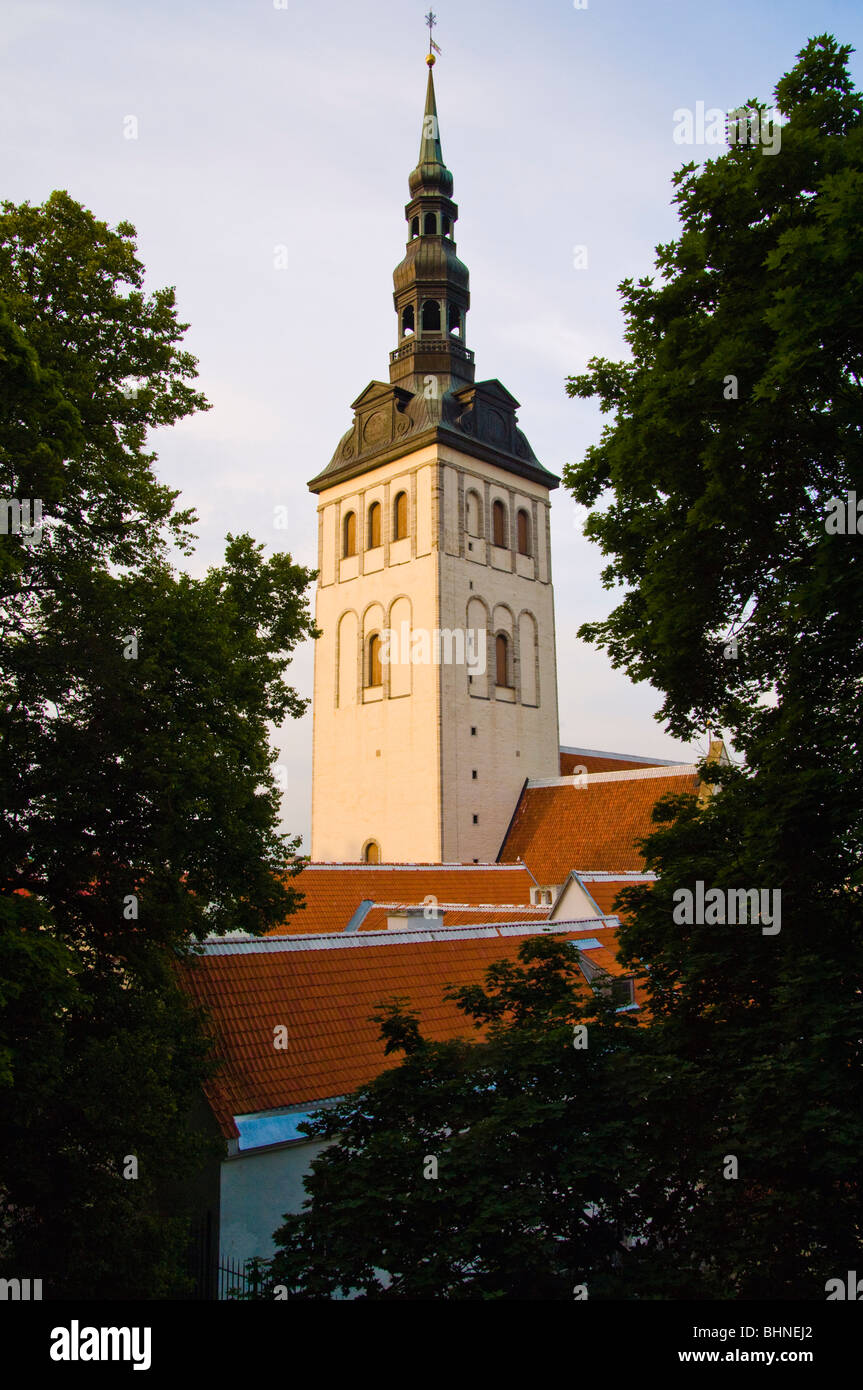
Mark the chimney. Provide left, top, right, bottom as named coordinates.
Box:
left=386, top=906, right=443, bottom=931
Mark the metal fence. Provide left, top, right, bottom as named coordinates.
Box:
left=217, top=1255, right=268, bottom=1301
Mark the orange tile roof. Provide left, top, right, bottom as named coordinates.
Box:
left=272, top=863, right=536, bottom=935
left=560, top=751, right=657, bottom=775
left=500, top=768, right=699, bottom=881
left=179, top=922, right=630, bottom=1138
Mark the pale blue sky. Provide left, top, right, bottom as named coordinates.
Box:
left=4, top=0, right=860, bottom=851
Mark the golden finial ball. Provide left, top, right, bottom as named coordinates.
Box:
left=426, top=53, right=436, bottom=66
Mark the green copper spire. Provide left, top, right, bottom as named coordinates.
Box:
left=308, top=43, right=559, bottom=498
left=409, top=63, right=454, bottom=198
left=389, top=56, right=472, bottom=388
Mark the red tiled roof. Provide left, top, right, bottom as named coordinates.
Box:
left=560, top=751, right=660, bottom=775
left=273, top=863, right=536, bottom=935
left=179, top=923, right=628, bottom=1138
left=500, top=768, right=699, bottom=881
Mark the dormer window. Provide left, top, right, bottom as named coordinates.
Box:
left=611, top=978, right=636, bottom=1008
left=531, top=886, right=555, bottom=906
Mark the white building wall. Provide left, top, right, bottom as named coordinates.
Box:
left=310, top=443, right=560, bottom=865
left=219, top=1139, right=329, bottom=1267
left=438, top=450, right=560, bottom=864
left=311, top=446, right=442, bottom=863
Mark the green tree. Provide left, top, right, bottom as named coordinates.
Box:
left=0, top=192, right=318, bottom=1296
left=564, top=34, right=863, bottom=1296
left=564, top=34, right=862, bottom=750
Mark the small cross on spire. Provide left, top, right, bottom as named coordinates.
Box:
left=425, top=10, right=441, bottom=62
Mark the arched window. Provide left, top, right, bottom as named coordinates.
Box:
left=421, top=299, right=441, bottom=332
left=410, top=217, right=419, bottom=239
left=424, top=212, right=437, bottom=234
left=517, top=508, right=530, bottom=556
left=367, top=501, right=381, bottom=549
left=448, top=303, right=461, bottom=337
left=495, top=633, right=511, bottom=688
left=401, top=304, right=415, bottom=337
left=465, top=490, right=482, bottom=537
left=343, top=510, right=356, bottom=557
left=363, top=840, right=381, bottom=864
left=442, top=215, right=451, bottom=236
left=367, top=633, right=383, bottom=687
left=393, top=490, right=408, bottom=540
left=492, top=499, right=507, bottom=548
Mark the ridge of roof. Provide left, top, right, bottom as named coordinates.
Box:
left=559, top=745, right=683, bottom=766
left=294, top=862, right=527, bottom=871
left=199, top=917, right=619, bottom=956
left=529, top=763, right=698, bottom=788
left=362, top=901, right=548, bottom=911
left=577, top=871, right=657, bottom=881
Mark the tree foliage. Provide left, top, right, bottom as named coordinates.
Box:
left=563, top=35, right=862, bottom=750
left=560, top=33, right=863, bottom=1296
left=0, top=192, right=318, bottom=1296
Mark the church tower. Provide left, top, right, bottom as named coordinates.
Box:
left=309, top=55, right=560, bottom=864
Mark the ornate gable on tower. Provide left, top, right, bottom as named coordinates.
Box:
left=309, top=376, right=556, bottom=493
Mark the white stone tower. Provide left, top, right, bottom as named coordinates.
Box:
left=309, top=58, right=560, bottom=864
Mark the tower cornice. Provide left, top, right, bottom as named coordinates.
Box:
left=308, top=378, right=559, bottom=494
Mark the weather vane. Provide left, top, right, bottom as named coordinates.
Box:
left=425, top=10, right=441, bottom=63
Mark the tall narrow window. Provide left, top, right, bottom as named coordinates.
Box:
left=492, top=499, right=507, bottom=548
left=410, top=217, right=419, bottom=238
left=363, top=840, right=381, bottom=864
left=448, top=303, right=461, bottom=337
left=367, top=501, right=381, bottom=549
left=421, top=299, right=441, bottom=332
left=465, top=490, right=482, bottom=537
left=393, top=490, right=408, bottom=540
left=424, top=212, right=437, bottom=234
left=401, top=304, right=415, bottom=337
left=495, top=633, right=510, bottom=687
left=343, top=510, right=356, bottom=557
left=367, top=633, right=383, bottom=687
left=517, top=509, right=530, bottom=556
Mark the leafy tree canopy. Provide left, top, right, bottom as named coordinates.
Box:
left=0, top=191, right=318, bottom=1295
